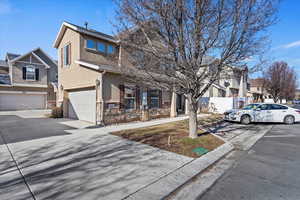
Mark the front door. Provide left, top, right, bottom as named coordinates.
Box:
left=176, top=94, right=185, bottom=114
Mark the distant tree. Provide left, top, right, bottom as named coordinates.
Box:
left=115, top=0, right=279, bottom=138
left=281, top=67, right=297, bottom=101
left=263, top=61, right=297, bottom=103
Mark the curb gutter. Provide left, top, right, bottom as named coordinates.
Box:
left=124, top=142, right=234, bottom=200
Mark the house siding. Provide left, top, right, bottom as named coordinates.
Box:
left=58, top=28, right=101, bottom=91
left=12, top=59, right=47, bottom=85
left=79, top=34, right=119, bottom=67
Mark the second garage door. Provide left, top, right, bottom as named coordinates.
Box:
left=0, top=93, right=46, bottom=111
left=68, top=89, right=96, bottom=123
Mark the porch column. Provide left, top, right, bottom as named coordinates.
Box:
left=62, top=90, right=69, bottom=118
left=96, top=71, right=106, bottom=125
left=226, top=86, right=231, bottom=97
left=185, top=98, right=189, bottom=115
left=170, top=91, right=177, bottom=117
left=238, top=73, right=245, bottom=97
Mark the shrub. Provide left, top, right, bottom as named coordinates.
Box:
left=51, top=107, right=63, bottom=118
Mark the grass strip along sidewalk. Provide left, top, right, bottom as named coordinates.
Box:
left=111, top=114, right=224, bottom=158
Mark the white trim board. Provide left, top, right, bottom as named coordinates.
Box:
left=75, top=60, right=120, bottom=74
left=0, top=91, right=47, bottom=95
left=13, top=83, right=48, bottom=88
left=53, top=21, right=119, bottom=48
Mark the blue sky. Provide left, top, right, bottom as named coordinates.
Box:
left=0, top=0, right=300, bottom=79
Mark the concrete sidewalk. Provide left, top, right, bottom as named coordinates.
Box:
left=1, top=112, right=212, bottom=200
left=63, top=113, right=210, bottom=134
left=0, top=136, right=34, bottom=200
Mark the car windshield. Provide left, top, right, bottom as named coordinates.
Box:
left=243, top=104, right=260, bottom=110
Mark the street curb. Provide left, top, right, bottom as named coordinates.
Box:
left=168, top=124, right=274, bottom=200
left=124, top=142, right=234, bottom=200
left=230, top=125, right=273, bottom=151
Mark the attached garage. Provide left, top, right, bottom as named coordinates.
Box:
left=68, top=89, right=96, bottom=123
left=0, top=93, right=46, bottom=111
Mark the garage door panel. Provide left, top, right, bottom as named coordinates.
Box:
left=0, top=94, right=46, bottom=111
left=68, top=90, right=96, bottom=123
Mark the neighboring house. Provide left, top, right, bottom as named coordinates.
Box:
left=248, top=78, right=270, bottom=102
left=54, top=22, right=251, bottom=124
left=53, top=22, right=180, bottom=124
left=203, top=66, right=249, bottom=98
left=294, top=89, right=300, bottom=100
left=0, top=48, right=58, bottom=111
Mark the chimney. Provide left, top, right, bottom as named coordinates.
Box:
left=84, top=21, right=88, bottom=29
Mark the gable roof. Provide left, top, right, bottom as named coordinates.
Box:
left=0, top=60, right=8, bottom=67
left=53, top=21, right=119, bottom=48
left=6, top=53, right=20, bottom=61
left=9, top=48, right=57, bottom=69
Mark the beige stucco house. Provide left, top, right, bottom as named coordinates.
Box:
left=54, top=22, right=251, bottom=123
left=248, top=78, right=270, bottom=102
left=0, top=48, right=58, bottom=110
left=53, top=22, right=180, bottom=124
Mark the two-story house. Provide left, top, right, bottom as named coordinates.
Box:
left=249, top=78, right=270, bottom=102
left=54, top=22, right=250, bottom=124
left=202, top=66, right=249, bottom=98
left=53, top=22, right=177, bottom=124
left=0, top=48, right=58, bottom=110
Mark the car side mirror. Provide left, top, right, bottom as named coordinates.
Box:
left=255, top=108, right=261, bottom=111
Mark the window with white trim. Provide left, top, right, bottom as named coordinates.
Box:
left=63, top=44, right=71, bottom=66
left=26, top=66, right=35, bottom=80
left=124, top=85, right=136, bottom=110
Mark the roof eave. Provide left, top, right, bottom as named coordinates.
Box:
left=53, top=22, right=119, bottom=48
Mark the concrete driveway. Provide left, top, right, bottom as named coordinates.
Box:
left=0, top=110, right=192, bottom=200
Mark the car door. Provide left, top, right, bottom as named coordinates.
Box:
left=254, top=104, right=272, bottom=122
left=269, top=104, right=289, bottom=122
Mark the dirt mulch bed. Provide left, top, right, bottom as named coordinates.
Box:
left=111, top=114, right=224, bottom=158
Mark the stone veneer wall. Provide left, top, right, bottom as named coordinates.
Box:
left=104, top=107, right=170, bottom=125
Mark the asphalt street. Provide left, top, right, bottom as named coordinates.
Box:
left=198, top=120, right=300, bottom=200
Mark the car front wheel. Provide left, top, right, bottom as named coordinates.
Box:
left=241, top=115, right=251, bottom=125
left=284, top=115, right=295, bottom=125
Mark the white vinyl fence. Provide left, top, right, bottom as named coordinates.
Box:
left=199, top=97, right=252, bottom=114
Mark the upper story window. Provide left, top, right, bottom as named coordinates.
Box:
left=63, top=44, right=71, bottom=66
left=85, top=39, right=116, bottom=55
left=97, top=42, right=106, bottom=53
left=107, top=45, right=115, bottom=54
left=23, top=66, right=39, bottom=81
left=86, top=39, right=96, bottom=49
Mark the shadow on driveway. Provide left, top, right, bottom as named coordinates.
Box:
left=0, top=115, right=78, bottom=145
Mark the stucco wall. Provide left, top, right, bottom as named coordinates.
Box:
left=103, top=73, right=123, bottom=103
left=57, top=28, right=101, bottom=91
left=79, top=34, right=119, bottom=67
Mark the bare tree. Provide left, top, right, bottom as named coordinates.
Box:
left=281, top=67, right=297, bottom=102
left=115, top=0, right=278, bottom=138
left=263, top=61, right=297, bottom=103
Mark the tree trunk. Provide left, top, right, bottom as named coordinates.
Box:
left=187, top=94, right=198, bottom=138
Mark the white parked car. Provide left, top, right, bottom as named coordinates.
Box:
left=224, top=103, right=300, bottom=125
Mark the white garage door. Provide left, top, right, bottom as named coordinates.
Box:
left=68, top=89, right=96, bottom=123
left=0, top=93, right=46, bottom=111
